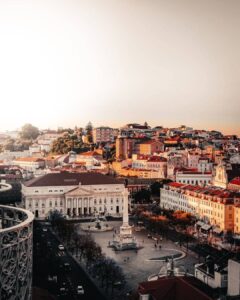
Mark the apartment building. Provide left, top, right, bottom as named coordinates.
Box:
left=160, top=182, right=240, bottom=232
left=93, top=127, right=114, bottom=143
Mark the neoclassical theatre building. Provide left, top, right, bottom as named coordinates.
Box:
left=22, top=172, right=127, bottom=219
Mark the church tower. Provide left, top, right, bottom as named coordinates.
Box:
left=213, top=160, right=228, bottom=189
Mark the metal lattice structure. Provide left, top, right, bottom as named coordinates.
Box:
left=0, top=182, right=34, bottom=300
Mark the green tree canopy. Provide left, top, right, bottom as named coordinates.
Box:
left=20, top=123, right=39, bottom=140
left=51, top=133, right=88, bottom=154
left=85, top=121, right=93, bottom=143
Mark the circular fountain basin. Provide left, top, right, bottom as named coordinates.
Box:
left=147, top=248, right=185, bottom=262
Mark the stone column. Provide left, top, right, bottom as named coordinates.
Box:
left=122, top=189, right=129, bottom=226
left=71, top=199, right=73, bottom=216
left=76, top=198, right=79, bottom=216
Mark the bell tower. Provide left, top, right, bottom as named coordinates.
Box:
left=213, top=160, right=228, bottom=189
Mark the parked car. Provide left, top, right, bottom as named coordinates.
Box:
left=58, top=244, right=65, bottom=251
left=59, top=287, right=67, bottom=296
left=77, top=285, right=84, bottom=295
left=63, top=263, right=71, bottom=271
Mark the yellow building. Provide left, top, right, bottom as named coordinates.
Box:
left=234, top=205, right=240, bottom=234
left=160, top=182, right=240, bottom=232
left=138, top=140, right=163, bottom=155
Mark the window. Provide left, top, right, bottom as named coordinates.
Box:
left=42, top=203, right=45, bottom=208
left=49, top=201, right=52, bottom=207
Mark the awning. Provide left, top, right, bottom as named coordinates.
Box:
left=196, top=221, right=205, bottom=227
left=201, top=224, right=212, bottom=231
left=212, top=227, right=223, bottom=234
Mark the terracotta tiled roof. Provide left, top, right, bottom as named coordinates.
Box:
left=139, top=140, right=162, bottom=145
left=138, top=276, right=214, bottom=300
left=167, top=182, right=240, bottom=201
left=229, top=177, right=240, bottom=186
left=147, top=156, right=167, bottom=162
left=168, top=182, right=184, bottom=188
left=78, top=151, right=101, bottom=157
left=14, top=157, right=45, bottom=162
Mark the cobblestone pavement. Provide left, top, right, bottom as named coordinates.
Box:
left=78, top=221, right=200, bottom=290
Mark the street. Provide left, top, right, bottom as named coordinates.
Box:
left=33, top=221, right=107, bottom=300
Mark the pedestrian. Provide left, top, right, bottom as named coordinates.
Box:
left=154, top=243, right=157, bottom=248
left=159, top=245, right=161, bottom=250
left=142, top=239, right=144, bottom=243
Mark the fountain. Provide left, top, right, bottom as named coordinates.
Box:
left=81, top=214, right=113, bottom=232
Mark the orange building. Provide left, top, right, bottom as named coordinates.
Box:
left=137, top=140, right=164, bottom=155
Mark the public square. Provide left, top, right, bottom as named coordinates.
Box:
left=78, top=221, right=200, bottom=290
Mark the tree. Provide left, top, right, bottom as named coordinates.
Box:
left=4, top=139, right=15, bottom=151
left=50, top=133, right=86, bottom=154
left=20, top=123, right=39, bottom=140
left=85, top=122, right=93, bottom=143
left=150, top=181, right=162, bottom=196
left=133, top=189, right=151, bottom=204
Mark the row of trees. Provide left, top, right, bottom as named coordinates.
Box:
left=50, top=212, right=126, bottom=297
left=1, top=124, right=39, bottom=152
left=1, top=122, right=94, bottom=154
left=131, top=180, right=172, bottom=204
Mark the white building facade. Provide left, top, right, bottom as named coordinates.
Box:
left=22, top=172, right=126, bottom=219
left=175, top=170, right=212, bottom=186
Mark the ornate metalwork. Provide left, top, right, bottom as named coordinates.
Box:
left=0, top=182, right=34, bottom=300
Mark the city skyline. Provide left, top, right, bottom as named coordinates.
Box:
left=0, top=0, right=239, bottom=134
left=0, top=120, right=239, bottom=136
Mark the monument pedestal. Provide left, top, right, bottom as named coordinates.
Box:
left=111, top=190, right=138, bottom=251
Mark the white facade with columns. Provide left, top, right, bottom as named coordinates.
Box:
left=65, top=184, right=125, bottom=217
left=22, top=173, right=126, bottom=219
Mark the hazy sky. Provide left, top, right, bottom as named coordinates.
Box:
left=0, top=0, right=240, bottom=134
